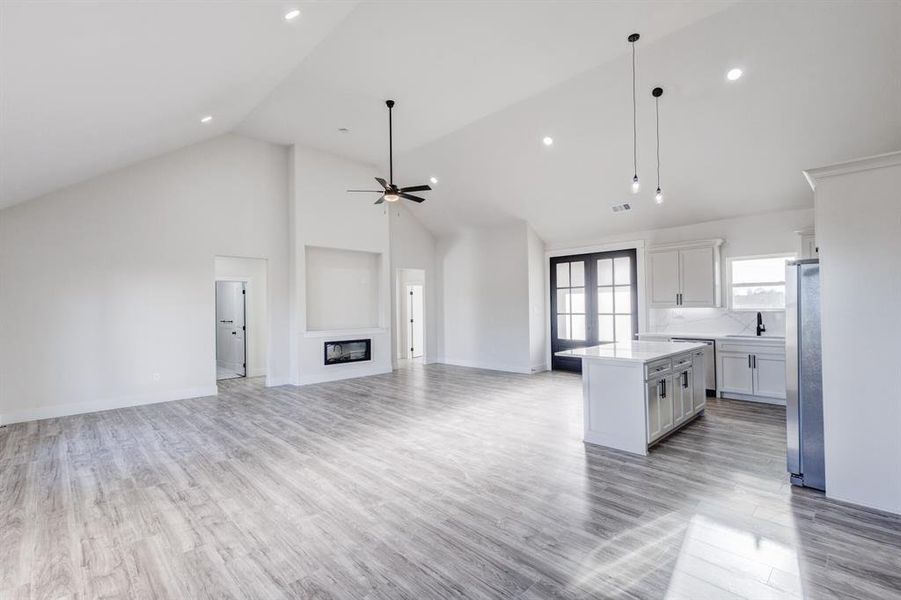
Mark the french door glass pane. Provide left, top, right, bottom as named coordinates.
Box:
left=556, top=289, right=571, bottom=313
left=571, top=315, right=586, bottom=341
left=615, top=315, right=633, bottom=342
left=556, top=263, right=570, bottom=288
left=570, top=289, right=585, bottom=313
left=614, top=286, right=632, bottom=313
left=598, top=315, right=614, bottom=342
left=557, top=315, right=570, bottom=339
left=597, top=287, right=614, bottom=313
left=614, top=257, right=632, bottom=284
left=597, top=259, right=613, bottom=286
left=570, top=262, right=585, bottom=287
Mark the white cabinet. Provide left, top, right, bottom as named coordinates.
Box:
left=796, top=230, right=818, bottom=259
left=716, top=340, right=786, bottom=401
left=752, top=353, right=787, bottom=399
left=649, top=250, right=681, bottom=305
left=647, top=373, right=674, bottom=442
left=673, top=366, right=693, bottom=426
left=648, top=239, right=723, bottom=308
left=691, top=350, right=707, bottom=413
left=718, top=351, right=755, bottom=395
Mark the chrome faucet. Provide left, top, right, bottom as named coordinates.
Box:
left=756, top=312, right=766, bottom=336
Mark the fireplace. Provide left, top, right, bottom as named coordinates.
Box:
left=324, top=339, right=372, bottom=365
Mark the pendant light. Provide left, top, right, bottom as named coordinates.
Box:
left=628, top=33, right=640, bottom=194
left=652, top=87, right=664, bottom=204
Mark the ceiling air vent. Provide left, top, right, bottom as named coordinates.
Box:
left=611, top=202, right=632, bottom=213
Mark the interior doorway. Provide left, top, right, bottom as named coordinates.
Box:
left=216, top=280, right=246, bottom=380
left=396, top=268, right=426, bottom=364
left=214, top=256, right=269, bottom=382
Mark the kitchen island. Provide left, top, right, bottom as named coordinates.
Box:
left=556, top=341, right=708, bottom=455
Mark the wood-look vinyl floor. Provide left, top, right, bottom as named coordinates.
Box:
left=1, top=364, right=900, bottom=599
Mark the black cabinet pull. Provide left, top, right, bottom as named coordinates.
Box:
left=748, top=354, right=751, bottom=368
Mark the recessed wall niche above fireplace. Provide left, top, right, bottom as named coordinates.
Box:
left=324, top=339, right=372, bottom=365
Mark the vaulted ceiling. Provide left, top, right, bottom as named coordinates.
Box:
left=3, top=1, right=900, bottom=244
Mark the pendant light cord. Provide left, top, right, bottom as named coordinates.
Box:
left=631, top=41, right=637, bottom=177
left=655, top=96, right=660, bottom=189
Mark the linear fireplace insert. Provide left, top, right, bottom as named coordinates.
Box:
left=324, top=339, right=372, bottom=365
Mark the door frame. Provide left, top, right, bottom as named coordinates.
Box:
left=215, top=279, right=247, bottom=378
left=545, top=240, right=646, bottom=372
left=549, top=248, right=639, bottom=372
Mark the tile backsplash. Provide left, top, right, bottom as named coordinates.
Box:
left=647, top=307, right=786, bottom=337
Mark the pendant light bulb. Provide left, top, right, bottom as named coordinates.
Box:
left=655, top=187, right=663, bottom=204
left=631, top=175, right=640, bottom=194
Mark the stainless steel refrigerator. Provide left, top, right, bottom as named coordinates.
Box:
left=785, top=259, right=825, bottom=490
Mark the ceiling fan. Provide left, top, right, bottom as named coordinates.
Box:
left=347, top=100, right=431, bottom=204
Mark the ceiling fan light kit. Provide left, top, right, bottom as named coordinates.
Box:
left=346, top=100, right=431, bottom=206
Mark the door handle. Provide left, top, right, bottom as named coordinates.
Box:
left=682, top=371, right=688, bottom=388
left=748, top=354, right=752, bottom=368
left=661, top=379, right=667, bottom=398
left=752, top=355, right=757, bottom=369
left=231, top=331, right=237, bottom=335
left=220, top=320, right=233, bottom=323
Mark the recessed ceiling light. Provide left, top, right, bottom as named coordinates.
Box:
left=200, top=115, right=213, bottom=124
left=429, top=176, right=438, bottom=185
left=542, top=136, right=554, bottom=146
left=284, top=9, right=301, bottom=21
left=726, top=67, right=743, bottom=81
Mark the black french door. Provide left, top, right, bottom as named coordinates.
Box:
left=550, top=249, right=638, bottom=372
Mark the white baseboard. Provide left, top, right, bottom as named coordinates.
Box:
left=530, top=362, right=549, bottom=373
left=264, top=376, right=293, bottom=387
left=440, top=357, right=532, bottom=374
left=0, top=385, right=219, bottom=426
left=247, top=367, right=267, bottom=378
left=718, top=391, right=786, bottom=406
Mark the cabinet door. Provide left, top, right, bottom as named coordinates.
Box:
left=719, top=352, right=754, bottom=395
left=646, top=378, right=662, bottom=441
left=649, top=250, right=680, bottom=307
left=753, top=354, right=787, bottom=399
left=659, top=374, right=674, bottom=434
left=679, top=246, right=717, bottom=307
left=691, top=351, right=707, bottom=413
left=673, top=368, right=692, bottom=425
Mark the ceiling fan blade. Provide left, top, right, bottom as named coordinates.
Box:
left=399, top=184, right=432, bottom=193
left=347, top=189, right=384, bottom=193
left=399, top=193, right=426, bottom=203
left=375, top=177, right=390, bottom=190
left=374, top=196, right=386, bottom=205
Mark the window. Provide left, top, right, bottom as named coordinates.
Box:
left=729, top=255, right=794, bottom=310
left=555, top=261, right=586, bottom=341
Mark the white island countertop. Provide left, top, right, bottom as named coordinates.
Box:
left=555, top=340, right=708, bottom=364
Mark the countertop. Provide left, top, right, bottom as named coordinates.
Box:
left=637, top=331, right=785, bottom=343
left=555, top=340, right=708, bottom=364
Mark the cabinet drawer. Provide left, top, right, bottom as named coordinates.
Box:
left=672, top=353, right=693, bottom=369
left=645, top=358, right=672, bottom=379
left=717, top=341, right=785, bottom=355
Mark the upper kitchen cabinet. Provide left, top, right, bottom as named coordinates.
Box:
left=796, top=229, right=818, bottom=259
left=648, top=239, right=723, bottom=308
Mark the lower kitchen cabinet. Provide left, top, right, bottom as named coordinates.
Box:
left=716, top=340, right=786, bottom=402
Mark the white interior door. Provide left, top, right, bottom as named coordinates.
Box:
left=216, top=281, right=246, bottom=377
left=407, top=285, right=424, bottom=358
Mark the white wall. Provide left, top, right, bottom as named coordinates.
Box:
left=215, top=256, right=268, bottom=378
left=437, top=222, right=532, bottom=373
left=547, top=208, right=815, bottom=337
left=291, top=146, right=392, bottom=385
left=305, top=246, right=380, bottom=331
left=526, top=225, right=547, bottom=372
left=388, top=203, right=438, bottom=365
left=810, top=153, right=901, bottom=515
left=0, top=134, right=291, bottom=424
